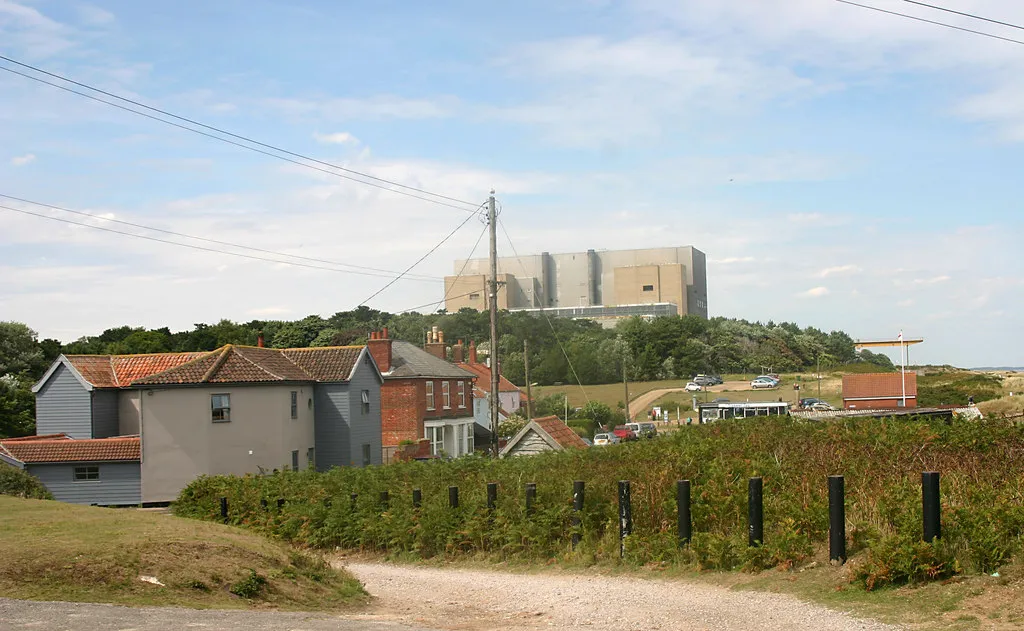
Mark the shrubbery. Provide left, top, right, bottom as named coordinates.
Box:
left=0, top=465, right=52, bottom=499
left=175, top=415, right=1024, bottom=590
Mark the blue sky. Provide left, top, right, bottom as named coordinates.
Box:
left=1, top=0, right=1022, bottom=367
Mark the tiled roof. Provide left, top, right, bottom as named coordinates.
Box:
left=281, top=346, right=365, bottom=382
left=532, top=415, right=589, bottom=450
left=66, top=352, right=208, bottom=388
left=843, top=372, right=918, bottom=399
left=457, top=362, right=521, bottom=393
left=0, top=435, right=140, bottom=464
left=386, top=341, right=478, bottom=379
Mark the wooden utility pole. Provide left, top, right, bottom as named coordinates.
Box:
left=622, top=358, right=631, bottom=423
left=487, top=191, right=500, bottom=457
left=523, top=339, right=533, bottom=422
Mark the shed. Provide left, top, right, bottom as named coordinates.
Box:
left=500, top=415, right=588, bottom=458
left=842, top=372, right=917, bottom=409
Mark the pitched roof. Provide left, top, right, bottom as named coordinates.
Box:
left=0, top=435, right=140, bottom=464
left=843, top=372, right=918, bottom=399
left=386, top=341, right=477, bottom=380
left=457, top=362, right=521, bottom=393
left=281, top=346, right=367, bottom=382
left=60, top=352, right=210, bottom=389
left=500, top=415, right=588, bottom=456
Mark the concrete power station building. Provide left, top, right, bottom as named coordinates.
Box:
left=445, top=246, right=707, bottom=325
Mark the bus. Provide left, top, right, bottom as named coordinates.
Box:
left=697, top=401, right=791, bottom=423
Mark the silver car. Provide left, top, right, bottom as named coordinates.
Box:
left=592, top=432, right=621, bottom=446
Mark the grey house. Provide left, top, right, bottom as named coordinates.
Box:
left=10, top=344, right=383, bottom=505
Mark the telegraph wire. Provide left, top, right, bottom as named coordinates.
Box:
left=358, top=201, right=486, bottom=307
left=835, top=0, right=1024, bottom=46
left=0, top=58, right=481, bottom=213
left=902, top=0, right=1024, bottom=32
left=0, top=193, right=441, bottom=281
left=496, top=215, right=591, bottom=406
left=399, top=219, right=490, bottom=314
left=0, top=201, right=441, bottom=282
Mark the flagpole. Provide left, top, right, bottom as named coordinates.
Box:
left=900, top=331, right=906, bottom=408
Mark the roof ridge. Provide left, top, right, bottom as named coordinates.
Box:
left=128, top=347, right=220, bottom=385
left=0, top=433, right=69, bottom=442
left=200, top=345, right=235, bottom=382
left=233, top=346, right=301, bottom=381
left=282, top=345, right=365, bottom=351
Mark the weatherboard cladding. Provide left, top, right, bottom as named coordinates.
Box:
left=313, top=383, right=351, bottom=471
left=35, top=363, right=93, bottom=439
left=90, top=390, right=119, bottom=438
left=347, top=358, right=383, bottom=466
left=27, top=462, right=141, bottom=505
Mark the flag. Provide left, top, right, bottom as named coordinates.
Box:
left=897, top=330, right=903, bottom=342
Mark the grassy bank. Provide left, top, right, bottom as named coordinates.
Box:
left=0, top=497, right=366, bottom=609
left=176, top=415, right=1024, bottom=591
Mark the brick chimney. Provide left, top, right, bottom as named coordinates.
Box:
left=424, top=326, right=446, bottom=360
left=257, top=331, right=265, bottom=348
left=452, top=339, right=465, bottom=363
left=367, top=327, right=392, bottom=373
left=468, top=340, right=477, bottom=365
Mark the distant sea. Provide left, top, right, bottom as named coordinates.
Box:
left=972, top=367, right=1024, bottom=372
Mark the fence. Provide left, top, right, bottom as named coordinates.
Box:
left=217, top=470, right=946, bottom=565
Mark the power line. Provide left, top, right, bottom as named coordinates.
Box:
left=496, top=216, right=591, bottom=406
left=400, top=220, right=489, bottom=314
left=358, top=202, right=486, bottom=306
left=835, top=0, right=1024, bottom=46
left=0, top=57, right=481, bottom=213
left=0, top=193, right=440, bottom=281
left=902, top=0, right=1024, bottom=32
left=0, top=201, right=440, bottom=282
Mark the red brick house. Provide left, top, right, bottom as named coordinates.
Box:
left=842, top=372, right=918, bottom=409
left=367, top=329, right=478, bottom=461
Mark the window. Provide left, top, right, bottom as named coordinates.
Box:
left=642, top=284, right=655, bottom=292
left=458, top=381, right=466, bottom=408
left=460, top=424, right=470, bottom=456
left=73, top=465, right=99, bottom=481
left=307, top=447, right=315, bottom=468
left=291, top=450, right=299, bottom=471
left=442, top=381, right=451, bottom=409
left=469, top=293, right=480, bottom=300
left=362, top=443, right=372, bottom=466
left=467, top=429, right=475, bottom=453
left=428, top=426, right=444, bottom=456
left=426, top=381, right=435, bottom=410
left=290, top=391, right=298, bottom=419
left=211, top=394, right=231, bottom=422
left=361, top=389, right=370, bottom=414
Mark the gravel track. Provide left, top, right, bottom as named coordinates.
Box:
left=341, top=561, right=902, bottom=631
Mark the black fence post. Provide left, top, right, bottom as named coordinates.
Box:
left=571, top=480, right=585, bottom=549
left=677, top=480, right=691, bottom=546
left=323, top=497, right=332, bottom=509
left=525, top=483, right=537, bottom=516
left=828, top=475, right=846, bottom=564
left=260, top=498, right=268, bottom=511
left=412, top=488, right=422, bottom=509
left=923, top=471, right=941, bottom=542
left=487, top=483, right=498, bottom=511
left=380, top=491, right=390, bottom=511
left=277, top=498, right=285, bottom=511
left=349, top=493, right=357, bottom=511
left=748, top=477, right=763, bottom=547
left=219, top=497, right=228, bottom=522
left=618, top=480, right=632, bottom=558
left=449, top=485, right=459, bottom=508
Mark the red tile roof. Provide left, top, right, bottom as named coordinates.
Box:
left=66, top=352, right=208, bottom=388
left=0, top=435, right=140, bottom=464
left=532, top=415, right=588, bottom=450
left=843, top=372, right=918, bottom=399
left=281, top=347, right=365, bottom=382
left=457, top=362, right=521, bottom=393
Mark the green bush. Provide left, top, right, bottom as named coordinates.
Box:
left=230, top=569, right=268, bottom=599
left=0, top=466, right=52, bottom=500
left=175, top=415, right=1024, bottom=588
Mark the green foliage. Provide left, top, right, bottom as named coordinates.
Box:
left=579, top=401, right=614, bottom=427
left=0, top=466, right=53, bottom=499
left=229, top=569, right=268, bottom=599
left=175, top=416, right=1024, bottom=588
left=918, top=373, right=1003, bottom=407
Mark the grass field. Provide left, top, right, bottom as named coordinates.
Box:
left=0, top=497, right=366, bottom=610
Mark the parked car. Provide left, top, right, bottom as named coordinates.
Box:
left=750, top=378, right=777, bottom=389
left=612, top=425, right=638, bottom=441
left=593, top=432, right=620, bottom=446
left=799, top=397, right=825, bottom=408
left=809, top=402, right=835, bottom=411
left=626, top=422, right=657, bottom=439
left=706, top=375, right=724, bottom=385
left=755, top=375, right=780, bottom=384
left=684, top=381, right=702, bottom=392
left=693, top=374, right=711, bottom=386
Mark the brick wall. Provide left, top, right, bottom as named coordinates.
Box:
left=381, top=379, right=423, bottom=447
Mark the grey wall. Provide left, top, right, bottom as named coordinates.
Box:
left=506, top=430, right=554, bottom=457
left=91, top=391, right=120, bottom=438
left=27, top=462, right=141, bottom=505
left=35, top=364, right=92, bottom=439
left=346, top=356, right=382, bottom=467
left=314, top=383, right=350, bottom=471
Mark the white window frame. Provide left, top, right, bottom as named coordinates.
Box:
left=460, top=424, right=470, bottom=456
left=426, top=381, right=435, bottom=410
left=458, top=381, right=466, bottom=408
left=73, top=465, right=99, bottom=482
left=361, top=389, right=370, bottom=414
left=211, top=393, right=231, bottom=422
left=442, top=381, right=451, bottom=409
left=467, top=427, right=474, bottom=453
left=290, top=391, right=298, bottom=419
left=428, top=426, right=444, bottom=456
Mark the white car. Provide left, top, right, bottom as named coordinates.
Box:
left=750, top=378, right=777, bottom=389
left=592, top=432, right=621, bottom=446
left=684, top=382, right=702, bottom=392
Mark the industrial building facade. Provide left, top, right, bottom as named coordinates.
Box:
left=444, top=246, right=707, bottom=320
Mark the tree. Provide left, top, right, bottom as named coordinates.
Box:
left=0, top=375, right=34, bottom=438
left=0, top=322, right=45, bottom=378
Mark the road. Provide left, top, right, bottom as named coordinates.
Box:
left=628, top=381, right=748, bottom=421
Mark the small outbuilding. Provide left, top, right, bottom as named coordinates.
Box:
left=500, top=415, right=588, bottom=458
left=842, top=373, right=917, bottom=409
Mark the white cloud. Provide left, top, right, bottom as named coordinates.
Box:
left=715, top=256, right=756, bottom=264
left=913, top=275, right=951, bottom=285
left=76, top=5, right=115, bottom=26
left=265, top=95, right=458, bottom=121
left=817, top=264, right=861, bottom=278
left=801, top=286, right=830, bottom=297
left=313, top=131, right=360, bottom=146
left=10, top=153, right=35, bottom=166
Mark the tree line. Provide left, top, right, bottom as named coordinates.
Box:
left=0, top=310, right=892, bottom=437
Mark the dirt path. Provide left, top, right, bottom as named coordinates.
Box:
left=627, top=381, right=749, bottom=421
left=339, top=561, right=900, bottom=631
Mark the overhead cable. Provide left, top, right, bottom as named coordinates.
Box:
left=901, top=0, right=1024, bottom=32
left=835, top=0, right=1024, bottom=46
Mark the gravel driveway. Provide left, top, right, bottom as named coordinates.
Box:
left=341, top=561, right=902, bottom=631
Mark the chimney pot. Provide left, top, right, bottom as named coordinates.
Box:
left=382, top=327, right=389, bottom=339
left=257, top=332, right=265, bottom=348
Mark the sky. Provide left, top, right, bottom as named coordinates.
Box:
left=0, top=0, right=1022, bottom=367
